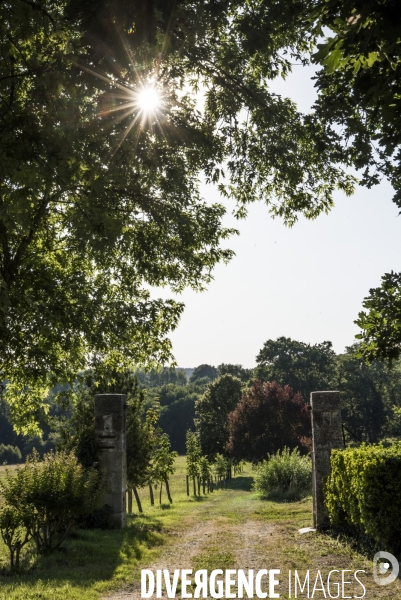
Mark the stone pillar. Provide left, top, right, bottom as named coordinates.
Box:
left=310, top=391, right=343, bottom=529
left=95, top=394, right=127, bottom=528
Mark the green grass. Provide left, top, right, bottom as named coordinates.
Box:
left=1, top=457, right=399, bottom=599
left=193, top=547, right=236, bottom=572
left=0, top=457, right=238, bottom=599
left=0, top=517, right=164, bottom=599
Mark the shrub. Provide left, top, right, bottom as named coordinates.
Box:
left=253, top=447, right=312, bottom=500
left=325, top=443, right=401, bottom=552
left=0, top=449, right=103, bottom=565
left=0, top=505, right=34, bottom=570
left=0, top=443, right=22, bottom=464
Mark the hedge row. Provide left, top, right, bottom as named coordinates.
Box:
left=325, top=443, right=401, bottom=551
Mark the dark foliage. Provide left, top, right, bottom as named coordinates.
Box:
left=190, top=364, right=219, bottom=383
left=196, top=374, right=243, bottom=459
left=255, top=337, right=336, bottom=401
left=227, top=380, right=311, bottom=463
left=78, top=504, right=113, bottom=530
left=218, top=363, right=253, bottom=382
left=158, top=397, right=196, bottom=455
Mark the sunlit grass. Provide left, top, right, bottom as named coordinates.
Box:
left=1, top=457, right=390, bottom=599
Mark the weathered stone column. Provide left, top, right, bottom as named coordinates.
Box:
left=95, top=394, right=127, bottom=528
left=310, top=391, right=343, bottom=529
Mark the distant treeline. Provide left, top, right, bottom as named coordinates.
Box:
left=0, top=400, right=56, bottom=462
left=139, top=338, right=401, bottom=456
left=2, top=337, right=401, bottom=460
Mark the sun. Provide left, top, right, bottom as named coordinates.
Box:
left=135, top=84, right=162, bottom=116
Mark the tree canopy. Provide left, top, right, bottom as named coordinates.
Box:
left=1, top=0, right=235, bottom=430
left=218, top=363, right=253, bottom=383
left=255, top=337, right=336, bottom=400
left=310, top=0, right=401, bottom=201
left=334, top=344, right=399, bottom=443
left=308, top=1, right=401, bottom=360
left=190, top=364, right=219, bottom=383
left=3, top=0, right=398, bottom=430
left=355, top=272, right=401, bottom=365
left=195, top=374, right=242, bottom=458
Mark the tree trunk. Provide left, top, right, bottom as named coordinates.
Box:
left=149, top=482, right=155, bottom=505
left=202, top=478, right=206, bottom=494
left=197, top=476, right=201, bottom=496
left=193, top=476, right=196, bottom=496
left=159, top=481, right=163, bottom=504
left=186, top=475, right=189, bottom=496
left=15, top=546, right=21, bottom=571
left=165, top=478, right=173, bottom=503
left=127, top=488, right=133, bottom=514
left=133, top=487, right=143, bottom=513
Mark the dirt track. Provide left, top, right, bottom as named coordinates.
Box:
left=103, top=485, right=401, bottom=600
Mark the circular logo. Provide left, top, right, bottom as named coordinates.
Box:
left=373, top=552, right=399, bottom=586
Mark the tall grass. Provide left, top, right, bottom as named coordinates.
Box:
left=253, top=447, right=312, bottom=501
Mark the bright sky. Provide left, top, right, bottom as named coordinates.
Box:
left=152, top=65, right=401, bottom=369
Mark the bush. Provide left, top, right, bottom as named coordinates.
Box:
left=0, top=450, right=103, bottom=567
left=0, top=443, right=22, bottom=464
left=0, top=505, right=35, bottom=570
left=253, top=447, right=312, bottom=500
left=325, top=443, right=401, bottom=552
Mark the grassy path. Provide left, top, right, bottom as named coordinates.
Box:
left=1, top=460, right=399, bottom=599
left=106, top=462, right=400, bottom=600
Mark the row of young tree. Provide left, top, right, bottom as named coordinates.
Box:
left=185, top=431, right=244, bottom=496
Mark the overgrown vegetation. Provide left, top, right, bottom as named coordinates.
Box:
left=253, top=448, right=312, bottom=501
left=0, top=450, right=103, bottom=569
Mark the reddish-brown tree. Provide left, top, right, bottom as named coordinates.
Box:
left=226, top=381, right=311, bottom=463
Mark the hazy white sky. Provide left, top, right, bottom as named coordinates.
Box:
left=152, top=65, right=401, bottom=369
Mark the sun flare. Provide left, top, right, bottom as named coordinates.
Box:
left=136, top=85, right=162, bottom=115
